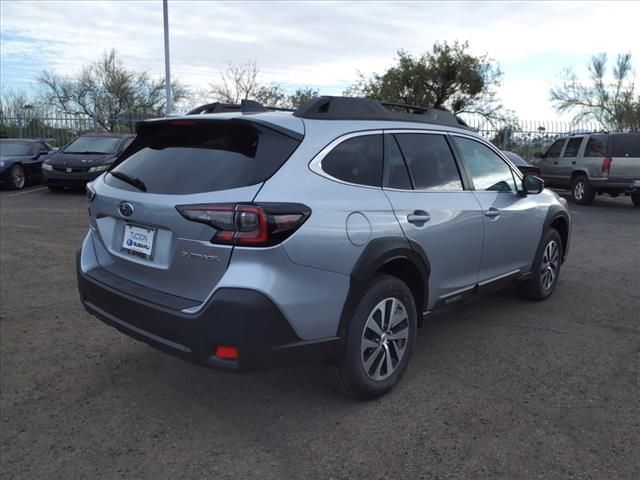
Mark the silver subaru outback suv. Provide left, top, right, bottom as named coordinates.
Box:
left=77, top=97, right=571, bottom=399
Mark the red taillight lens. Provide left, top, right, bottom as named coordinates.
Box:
left=215, top=345, right=238, bottom=360
left=602, top=156, right=612, bottom=174
left=176, top=203, right=310, bottom=246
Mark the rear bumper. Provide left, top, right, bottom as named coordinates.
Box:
left=43, top=169, right=102, bottom=187
left=588, top=177, right=640, bottom=192
left=76, top=251, right=339, bottom=371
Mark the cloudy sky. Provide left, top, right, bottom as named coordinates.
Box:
left=1, top=0, right=638, bottom=120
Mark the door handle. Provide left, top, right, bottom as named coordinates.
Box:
left=553, top=161, right=558, bottom=164
left=485, top=207, right=500, bottom=218
left=571, top=161, right=576, bottom=165
left=407, top=210, right=430, bottom=225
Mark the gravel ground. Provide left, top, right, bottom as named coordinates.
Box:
left=1, top=186, right=639, bottom=480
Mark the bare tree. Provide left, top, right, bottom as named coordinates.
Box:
left=208, top=61, right=319, bottom=108
left=551, top=53, right=640, bottom=131
left=38, top=49, right=188, bottom=131
left=209, top=61, right=264, bottom=104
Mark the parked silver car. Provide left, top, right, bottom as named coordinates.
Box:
left=534, top=132, right=640, bottom=206
left=77, top=97, right=571, bottom=398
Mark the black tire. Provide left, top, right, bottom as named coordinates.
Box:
left=9, top=164, right=26, bottom=190
left=327, top=274, right=417, bottom=400
left=517, top=228, right=563, bottom=301
left=631, top=193, right=640, bottom=207
left=571, top=174, right=595, bottom=205
left=47, top=185, right=64, bottom=192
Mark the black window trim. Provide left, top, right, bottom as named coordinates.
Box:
left=309, top=130, right=384, bottom=190
left=382, top=129, right=470, bottom=192
left=448, top=132, right=523, bottom=194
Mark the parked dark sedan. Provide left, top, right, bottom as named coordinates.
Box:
left=0, top=139, right=55, bottom=189
left=42, top=133, right=135, bottom=190
left=502, top=151, right=541, bottom=177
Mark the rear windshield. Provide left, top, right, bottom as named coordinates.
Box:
left=611, top=133, right=640, bottom=158
left=64, top=136, right=122, bottom=154
left=106, top=120, right=300, bottom=194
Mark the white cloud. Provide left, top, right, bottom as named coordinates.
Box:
left=1, top=0, right=639, bottom=119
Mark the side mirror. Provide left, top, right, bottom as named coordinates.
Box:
left=523, top=175, right=544, bottom=194
left=533, top=152, right=544, bottom=159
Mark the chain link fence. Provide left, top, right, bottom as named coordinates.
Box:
left=1, top=108, right=603, bottom=159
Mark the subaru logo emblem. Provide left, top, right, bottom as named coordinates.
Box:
left=119, top=202, right=134, bottom=217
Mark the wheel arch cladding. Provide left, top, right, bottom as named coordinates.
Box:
left=544, top=206, right=570, bottom=262
left=337, top=237, right=430, bottom=337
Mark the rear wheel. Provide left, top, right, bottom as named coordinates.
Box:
left=9, top=164, right=25, bottom=190
left=327, top=274, right=417, bottom=399
left=517, top=229, right=562, bottom=301
left=571, top=174, right=595, bottom=205
left=632, top=193, right=640, bottom=207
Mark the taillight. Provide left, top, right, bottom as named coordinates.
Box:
left=176, top=203, right=311, bottom=246
left=602, top=156, right=612, bottom=174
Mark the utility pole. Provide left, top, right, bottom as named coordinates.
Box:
left=163, top=0, right=172, bottom=115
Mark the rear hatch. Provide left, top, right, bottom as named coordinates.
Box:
left=609, top=133, right=640, bottom=179
left=89, top=117, right=302, bottom=304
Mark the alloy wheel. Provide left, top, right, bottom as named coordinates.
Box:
left=574, top=181, right=584, bottom=201
left=540, top=240, right=560, bottom=290
left=11, top=165, right=25, bottom=189
left=360, top=297, right=410, bottom=381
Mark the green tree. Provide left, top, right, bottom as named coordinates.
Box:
left=346, top=41, right=510, bottom=123
left=551, top=53, right=640, bottom=131
left=287, top=87, right=319, bottom=109
left=38, top=49, right=187, bottom=131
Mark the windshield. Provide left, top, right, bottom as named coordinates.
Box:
left=0, top=141, right=32, bottom=156
left=63, top=136, right=122, bottom=154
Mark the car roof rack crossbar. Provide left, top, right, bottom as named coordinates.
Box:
left=293, top=96, right=471, bottom=129
left=187, top=100, right=296, bottom=115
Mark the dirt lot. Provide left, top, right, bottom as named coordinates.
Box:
left=1, top=186, right=639, bottom=479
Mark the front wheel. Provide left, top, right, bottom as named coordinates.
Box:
left=631, top=193, right=640, bottom=207
left=327, top=274, right=417, bottom=399
left=571, top=175, right=595, bottom=205
left=10, top=164, right=26, bottom=190
left=517, top=229, right=563, bottom=301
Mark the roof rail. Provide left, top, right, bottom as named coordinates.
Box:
left=187, top=100, right=295, bottom=115
left=293, top=96, right=471, bottom=129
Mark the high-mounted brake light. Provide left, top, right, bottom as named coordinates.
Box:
left=601, top=156, right=612, bottom=174
left=176, top=203, right=311, bottom=247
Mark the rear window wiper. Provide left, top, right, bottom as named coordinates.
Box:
left=109, top=171, right=147, bottom=192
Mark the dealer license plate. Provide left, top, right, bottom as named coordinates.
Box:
left=122, top=224, right=156, bottom=260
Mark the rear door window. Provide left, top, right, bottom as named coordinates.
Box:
left=106, top=120, right=300, bottom=194
left=584, top=134, right=608, bottom=157
left=394, top=133, right=463, bottom=191
left=611, top=133, right=640, bottom=157
left=321, top=134, right=383, bottom=187
left=563, top=137, right=583, bottom=157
